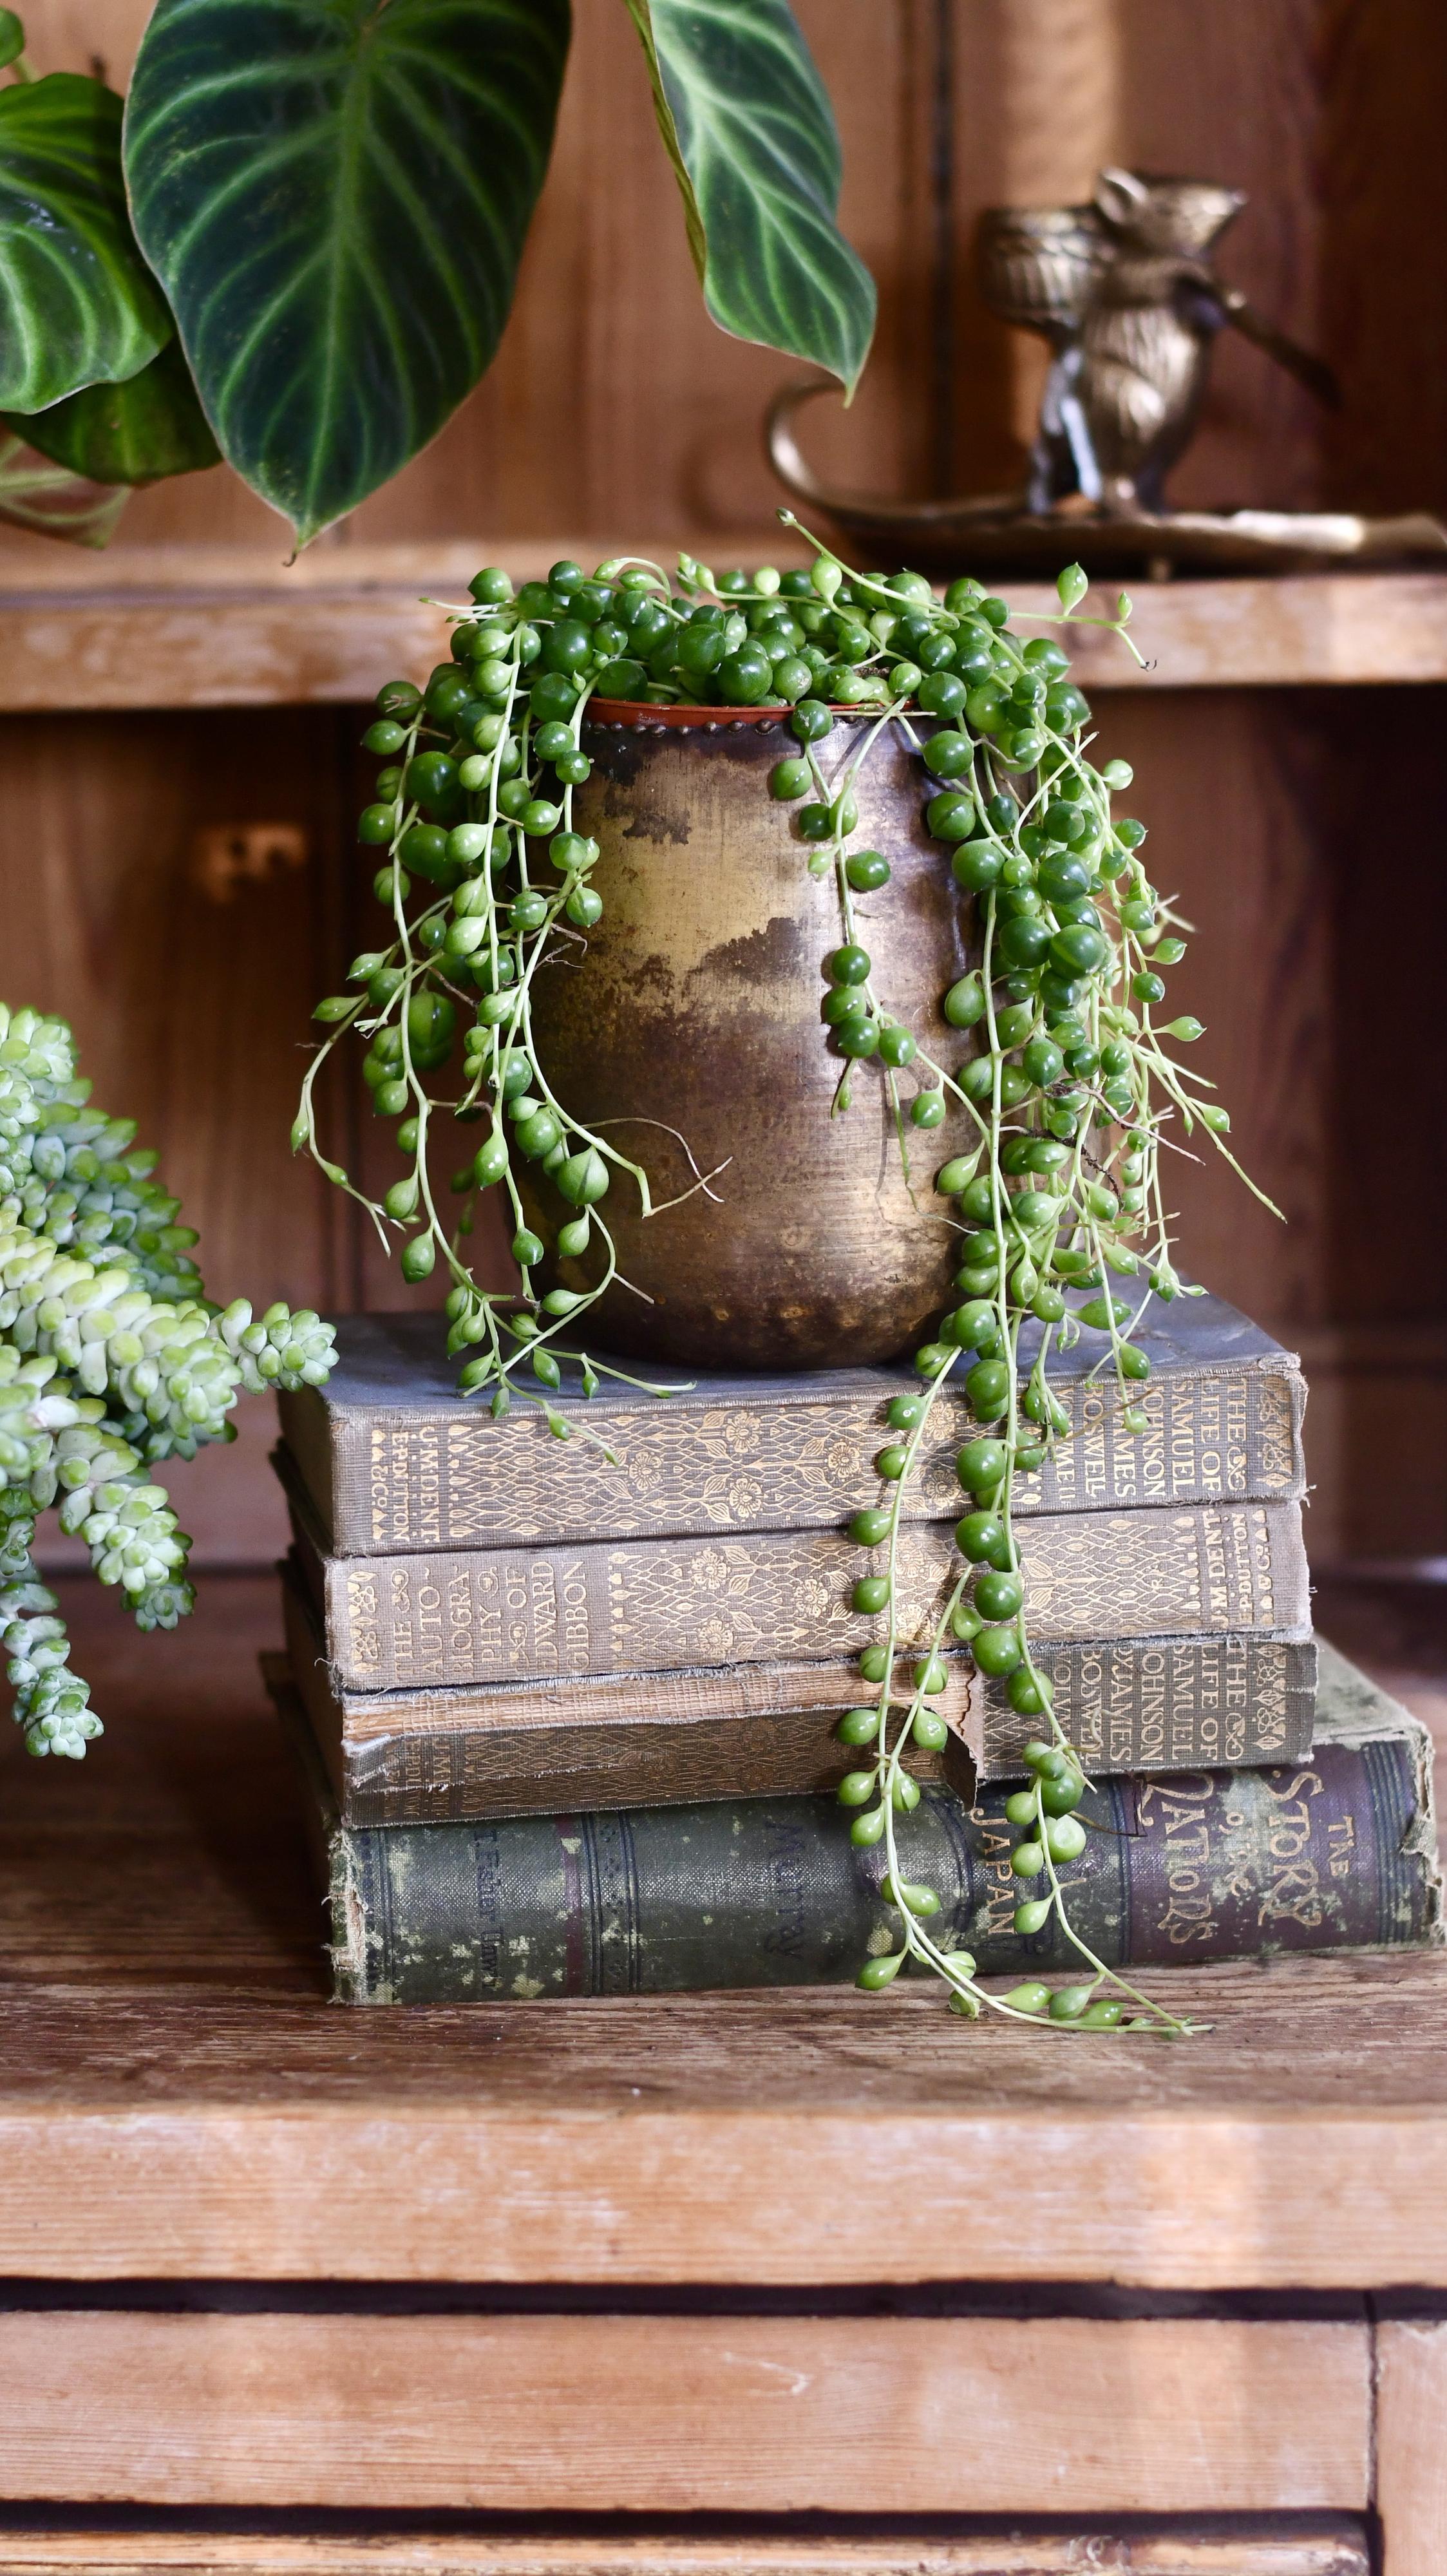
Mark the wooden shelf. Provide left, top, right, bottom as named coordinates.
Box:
left=17, top=1956, right=1447, bottom=2288
left=0, top=545, right=1445, bottom=709
left=1, top=1570, right=1446, bottom=2293
left=0, top=1569, right=1444, bottom=2543
left=0, top=2543, right=1377, bottom=2576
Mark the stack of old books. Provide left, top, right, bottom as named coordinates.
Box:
left=268, top=1291, right=1442, bottom=2002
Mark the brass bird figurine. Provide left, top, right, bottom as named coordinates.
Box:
left=766, top=167, right=1447, bottom=574
left=979, top=167, right=1338, bottom=516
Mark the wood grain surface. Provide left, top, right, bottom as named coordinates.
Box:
left=1318, top=0, right=1447, bottom=522
left=1376, top=2320, right=1447, bottom=2576
left=0, top=2313, right=1371, bottom=2512
left=3, top=0, right=1444, bottom=1564
left=0, top=1, right=938, bottom=555
left=6, top=1967, right=1447, bottom=2287
left=0, top=2541, right=1376, bottom=2576
left=2, top=557, right=1446, bottom=709
left=0, top=10, right=1441, bottom=2543
left=5, top=0, right=1432, bottom=547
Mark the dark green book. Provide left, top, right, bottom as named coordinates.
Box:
left=267, top=1644, right=1441, bottom=2004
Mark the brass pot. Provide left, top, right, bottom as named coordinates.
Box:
left=522, top=704, right=976, bottom=1370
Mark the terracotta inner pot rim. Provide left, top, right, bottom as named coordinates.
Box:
left=585, top=696, right=884, bottom=732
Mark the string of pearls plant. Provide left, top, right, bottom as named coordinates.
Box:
left=0, top=1005, right=336, bottom=1758
left=301, top=521, right=1272, bottom=2034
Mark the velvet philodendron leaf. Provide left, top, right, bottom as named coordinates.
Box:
left=3, top=337, right=220, bottom=484
left=0, top=73, right=171, bottom=413
left=123, top=0, right=572, bottom=546
left=0, top=432, right=129, bottom=544
left=625, top=0, right=876, bottom=395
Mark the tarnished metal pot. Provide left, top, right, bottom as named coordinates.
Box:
left=522, top=703, right=976, bottom=1371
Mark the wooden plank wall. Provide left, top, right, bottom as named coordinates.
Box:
left=3, top=0, right=1443, bottom=1562
left=0, top=2313, right=1374, bottom=2512
left=12, top=0, right=1444, bottom=547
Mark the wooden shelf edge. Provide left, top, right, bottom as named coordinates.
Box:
left=0, top=548, right=1444, bottom=706
left=5, top=1962, right=1447, bottom=2285
left=0, top=2537, right=1377, bottom=2576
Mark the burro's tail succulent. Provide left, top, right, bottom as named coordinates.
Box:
left=0, top=1003, right=336, bottom=1757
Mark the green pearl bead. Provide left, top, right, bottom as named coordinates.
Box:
left=771, top=757, right=811, bottom=800
left=956, top=1438, right=1008, bottom=1495
left=1048, top=1984, right=1095, bottom=2022
left=850, top=1806, right=887, bottom=1846
left=837, top=1770, right=877, bottom=1806
left=913, top=1341, right=954, bottom=1377
left=954, top=1510, right=1007, bottom=1564
left=974, top=1624, right=1023, bottom=1678
left=1041, top=1770, right=1083, bottom=1816
left=1045, top=1813, right=1087, bottom=1862
left=837, top=1019, right=880, bottom=1060
left=965, top=1356, right=1011, bottom=1419
left=837, top=1708, right=882, bottom=1745
left=943, top=974, right=985, bottom=1028
left=974, top=1569, right=1023, bottom=1620
left=856, top=1952, right=903, bottom=1989
left=845, top=849, right=891, bottom=891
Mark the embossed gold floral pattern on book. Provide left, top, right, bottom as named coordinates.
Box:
left=325, top=1499, right=1309, bottom=1692
left=279, top=1296, right=1305, bottom=1555
left=285, top=1551, right=1313, bottom=1821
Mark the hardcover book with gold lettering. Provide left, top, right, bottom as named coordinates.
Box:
left=281, top=1549, right=1316, bottom=1825
left=278, top=1291, right=1305, bottom=1555
left=274, top=1289, right=1315, bottom=1821
left=285, top=1477, right=1309, bottom=1692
